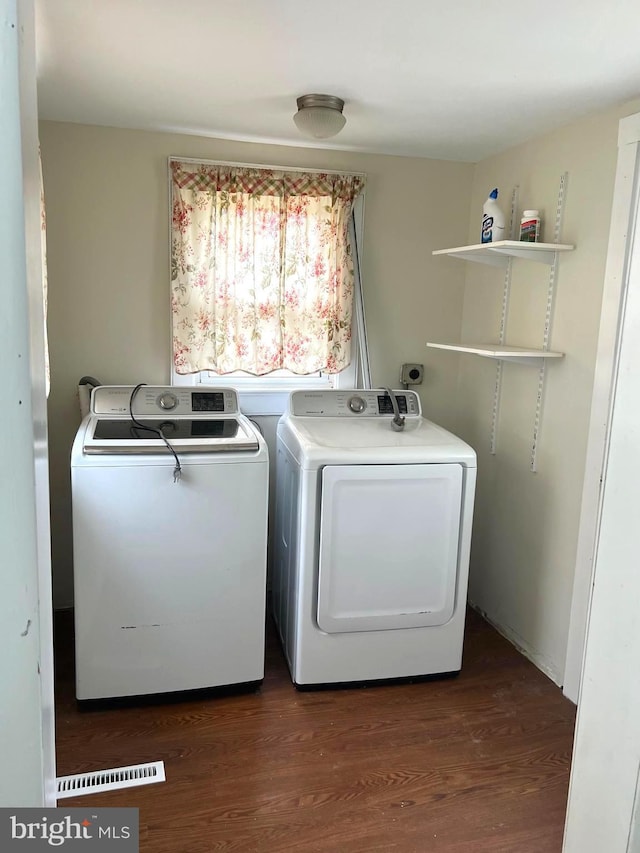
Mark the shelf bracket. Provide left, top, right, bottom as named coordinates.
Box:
left=490, top=186, right=518, bottom=455
left=530, top=171, right=568, bottom=471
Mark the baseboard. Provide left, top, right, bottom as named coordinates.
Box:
left=468, top=601, right=561, bottom=686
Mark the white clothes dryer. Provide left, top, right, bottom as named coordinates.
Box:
left=272, top=389, right=477, bottom=687
left=71, top=385, right=268, bottom=702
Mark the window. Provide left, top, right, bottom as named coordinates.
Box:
left=169, top=159, right=369, bottom=409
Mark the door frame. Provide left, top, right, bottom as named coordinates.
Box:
left=563, top=110, right=640, bottom=850
left=563, top=111, right=640, bottom=703
left=2, top=0, right=56, bottom=806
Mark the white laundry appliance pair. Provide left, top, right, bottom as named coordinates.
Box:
left=71, top=385, right=268, bottom=702
left=272, top=389, right=477, bottom=687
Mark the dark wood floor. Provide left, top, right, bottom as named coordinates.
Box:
left=54, top=609, right=575, bottom=853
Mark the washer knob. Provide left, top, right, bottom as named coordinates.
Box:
left=348, top=395, right=366, bottom=414
left=158, top=392, right=178, bottom=411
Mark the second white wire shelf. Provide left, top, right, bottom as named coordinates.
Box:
left=432, top=240, right=574, bottom=267
left=426, top=342, right=564, bottom=365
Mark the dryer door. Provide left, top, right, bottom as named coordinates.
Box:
left=317, top=463, right=463, bottom=633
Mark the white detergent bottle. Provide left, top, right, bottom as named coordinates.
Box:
left=481, top=188, right=505, bottom=243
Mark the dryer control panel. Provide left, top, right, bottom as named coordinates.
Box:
left=91, top=385, right=240, bottom=417
left=290, top=389, right=421, bottom=417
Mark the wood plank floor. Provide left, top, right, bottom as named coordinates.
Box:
left=54, top=609, right=576, bottom=853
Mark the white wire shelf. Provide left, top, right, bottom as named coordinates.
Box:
left=432, top=240, right=574, bottom=267
left=426, top=342, right=564, bottom=365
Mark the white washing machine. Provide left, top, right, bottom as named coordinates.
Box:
left=71, top=385, right=268, bottom=701
left=273, top=389, right=477, bottom=687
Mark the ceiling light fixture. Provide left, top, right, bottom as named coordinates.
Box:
left=293, top=94, right=346, bottom=140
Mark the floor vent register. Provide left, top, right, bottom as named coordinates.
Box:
left=56, top=761, right=166, bottom=799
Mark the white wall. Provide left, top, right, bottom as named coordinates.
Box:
left=455, top=98, right=640, bottom=684
left=0, top=0, right=54, bottom=806
left=39, top=122, right=474, bottom=608
left=40, top=101, right=640, bottom=695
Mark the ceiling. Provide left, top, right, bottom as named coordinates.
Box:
left=35, top=0, right=640, bottom=163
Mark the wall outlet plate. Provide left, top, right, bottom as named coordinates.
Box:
left=400, top=363, right=424, bottom=385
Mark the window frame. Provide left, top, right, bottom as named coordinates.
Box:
left=169, top=159, right=369, bottom=415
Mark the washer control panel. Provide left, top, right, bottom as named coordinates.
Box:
left=91, top=386, right=240, bottom=416
left=348, top=395, right=367, bottom=413
left=158, top=392, right=178, bottom=411
left=290, top=390, right=421, bottom=417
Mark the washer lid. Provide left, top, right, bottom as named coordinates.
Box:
left=278, top=415, right=477, bottom=468
left=83, top=416, right=259, bottom=454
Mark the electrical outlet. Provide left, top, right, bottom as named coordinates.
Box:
left=400, top=363, right=424, bottom=385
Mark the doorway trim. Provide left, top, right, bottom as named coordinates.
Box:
left=563, top=109, right=640, bottom=850
left=563, top=111, right=640, bottom=702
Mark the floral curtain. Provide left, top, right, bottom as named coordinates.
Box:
left=170, top=161, right=365, bottom=376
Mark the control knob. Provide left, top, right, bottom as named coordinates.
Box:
left=348, top=395, right=366, bottom=414
left=158, top=392, right=178, bottom=411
